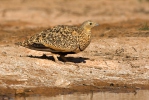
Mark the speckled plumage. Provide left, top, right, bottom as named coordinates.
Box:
left=17, top=20, right=98, bottom=62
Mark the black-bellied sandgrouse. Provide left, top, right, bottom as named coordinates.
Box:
left=17, top=20, right=98, bottom=62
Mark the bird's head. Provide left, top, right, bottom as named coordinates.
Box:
left=81, top=20, right=99, bottom=31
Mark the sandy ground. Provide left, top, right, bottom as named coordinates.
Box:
left=0, top=0, right=149, bottom=96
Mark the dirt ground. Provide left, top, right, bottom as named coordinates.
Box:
left=0, top=0, right=149, bottom=96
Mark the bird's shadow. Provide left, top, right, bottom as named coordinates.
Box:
left=27, top=54, right=89, bottom=63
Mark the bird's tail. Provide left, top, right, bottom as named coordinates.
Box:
left=15, top=42, right=22, bottom=46
left=15, top=40, right=29, bottom=47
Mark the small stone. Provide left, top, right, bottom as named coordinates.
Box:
left=1, top=52, right=7, bottom=56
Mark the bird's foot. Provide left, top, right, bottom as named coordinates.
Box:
left=52, top=54, right=63, bottom=64
left=55, top=60, right=65, bottom=64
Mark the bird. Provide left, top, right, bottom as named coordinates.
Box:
left=16, top=20, right=99, bottom=63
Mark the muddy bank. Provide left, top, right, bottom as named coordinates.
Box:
left=0, top=20, right=149, bottom=96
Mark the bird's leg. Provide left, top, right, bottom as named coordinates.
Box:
left=60, top=54, right=79, bottom=66
left=60, top=54, right=68, bottom=62
left=52, top=54, right=59, bottom=62
left=52, top=54, right=64, bottom=64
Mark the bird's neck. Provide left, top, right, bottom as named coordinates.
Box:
left=79, top=27, right=92, bottom=36
left=78, top=29, right=92, bottom=51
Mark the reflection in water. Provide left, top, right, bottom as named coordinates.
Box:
left=1, top=90, right=149, bottom=100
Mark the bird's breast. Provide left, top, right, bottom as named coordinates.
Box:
left=78, top=31, right=91, bottom=51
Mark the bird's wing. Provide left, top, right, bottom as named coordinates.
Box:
left=20, top=25, right=80, bottom=53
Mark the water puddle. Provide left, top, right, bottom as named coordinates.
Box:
left=0, top=90, right=149, bottom=100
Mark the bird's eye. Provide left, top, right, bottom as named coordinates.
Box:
left=89, top=22, right=92, bottom=25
